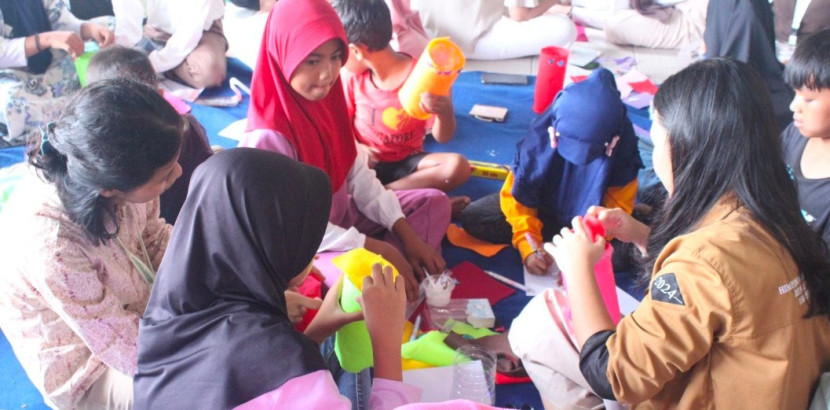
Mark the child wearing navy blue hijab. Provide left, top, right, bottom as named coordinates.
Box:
left=460, top=68, right=642, bottom=275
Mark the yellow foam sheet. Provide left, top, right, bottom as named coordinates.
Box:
left=332, top=248, right=398, bottom=372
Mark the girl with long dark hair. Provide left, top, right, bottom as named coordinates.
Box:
left=510, top=58, right=830, bottom=408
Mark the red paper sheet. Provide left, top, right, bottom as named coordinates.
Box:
left=629, top=79, right=659, bottom=95
left=295, top=274, right=322, bottom=332
left=450, top=261, right=517, bottom=306
left=496, top=372, right=532, bottom=385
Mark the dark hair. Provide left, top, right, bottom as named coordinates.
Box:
left=785, top=28, right=830, bottom=90
left=27, top=79, right=183, bottom=245
left=86, top=46, right=158, bottom=87
left=331, top=0, right=392, bottom=52
left=228, top=0, right=260, bottom=10
left=648, top=58, right=830, bottom=317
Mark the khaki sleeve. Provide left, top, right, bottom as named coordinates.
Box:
left=605, top=251, right=733, bottom=404
left=499, top=172, right=543, bottom=261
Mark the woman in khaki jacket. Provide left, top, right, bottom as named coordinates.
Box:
left=511, top=58, right=830, bottom=409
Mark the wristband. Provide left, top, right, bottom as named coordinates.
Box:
left=34, top=33, right=42, bottom=52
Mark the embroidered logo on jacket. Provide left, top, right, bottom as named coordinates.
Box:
left=651, top=273, right=685, bottom=306
left=779, top=276, right=809, bottom=306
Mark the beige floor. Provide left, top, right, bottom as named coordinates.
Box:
left=464, top=27, right=691, bottom=85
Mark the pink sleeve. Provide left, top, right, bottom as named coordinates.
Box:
left=384, top=0, right=429, bottom=57
left=234, top=370, right=420, bottom=410
left=370, top=378, right=422, bottom=409
left=238, top=129, right=298, bottom=160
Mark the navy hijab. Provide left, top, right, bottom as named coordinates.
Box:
left=0, top=0, right=52, bottom=73
left=511, top=68, right=642, bottom=231
left=134, top=148, right=331, bottom=409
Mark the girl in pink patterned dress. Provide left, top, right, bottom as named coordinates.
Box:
left=0, top=78, right=184, bottom=409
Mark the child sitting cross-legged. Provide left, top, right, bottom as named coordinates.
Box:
left=460, top=68, right=643, bottom=275
left=333, top=0, right=472, bottom=217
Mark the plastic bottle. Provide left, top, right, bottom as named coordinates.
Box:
left=398, top=37, right=465, bottom=119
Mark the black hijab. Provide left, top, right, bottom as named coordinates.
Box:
left=704, top=0, right=794, bottom=130
left=134, top=148, right=331, bottom=409
left=0, top=0, right=52, bottom=73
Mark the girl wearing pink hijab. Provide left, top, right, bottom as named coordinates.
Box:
left=240, top=0, right=450, bottom=299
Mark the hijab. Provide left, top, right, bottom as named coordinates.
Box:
left=512, top=68, right=642, bottom=230
left=0, top=0, right=52, bottom=73
left=134, top=148, right=331, bottom=409
left=246, top=0, right=357, bottom=193
left=704, top=0, right=794, bottom=130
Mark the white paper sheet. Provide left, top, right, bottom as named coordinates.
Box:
left=523, top=263, right=560, bottom=296
left=403, top=365, right=454, bottom=403
left=403, top=361, right=488, bottom=403
left=523, top=265, right=641, bottom=315
left=217, top=118, right=248, bottom=141
left=568, top=46, right=601, bottom=68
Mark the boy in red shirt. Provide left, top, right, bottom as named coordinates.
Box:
left=334, top=0, right=471, bottom=217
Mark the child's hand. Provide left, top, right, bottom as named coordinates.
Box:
left=586, top=206, right=649, bottom=248
left=524, top=251, right=555, bottom=276
left=404, top=237, right=446, bottom=279
left=303, top=275, right=364, bottom=343
left=284, top=289, right=323, bottom=324
left=81, top=23, right=115, bottom=48
left=364, top=237, right=421, bottom=302
left=419, top=92, right=453, bottom=117
left=362, top=264, right=406, bottom=353
left=40, top=31, right=85, bottom=59
left=545, top=217, right=606, bottom=281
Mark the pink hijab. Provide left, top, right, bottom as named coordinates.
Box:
left=247, top=0, right=357, bottom=192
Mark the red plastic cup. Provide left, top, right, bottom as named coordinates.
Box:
left=533, top=46, right=570, bottom=114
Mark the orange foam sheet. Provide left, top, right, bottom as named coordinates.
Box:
left=446, top=224, right=508, bottom=257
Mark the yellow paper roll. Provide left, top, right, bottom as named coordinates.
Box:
left=332, top=248, right=399, bottom=372
left=398, top=37, right=465, bottom=120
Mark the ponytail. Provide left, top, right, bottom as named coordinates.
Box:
left=28, top=123, right=119, bottom=245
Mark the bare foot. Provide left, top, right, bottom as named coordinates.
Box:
left=450, top=196, right=471, bottom=219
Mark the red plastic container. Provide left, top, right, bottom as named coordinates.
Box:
left=532, top=46, right=569, bottom=114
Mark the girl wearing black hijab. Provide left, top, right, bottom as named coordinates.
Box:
left=134, top=148, right=418, bottom=409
